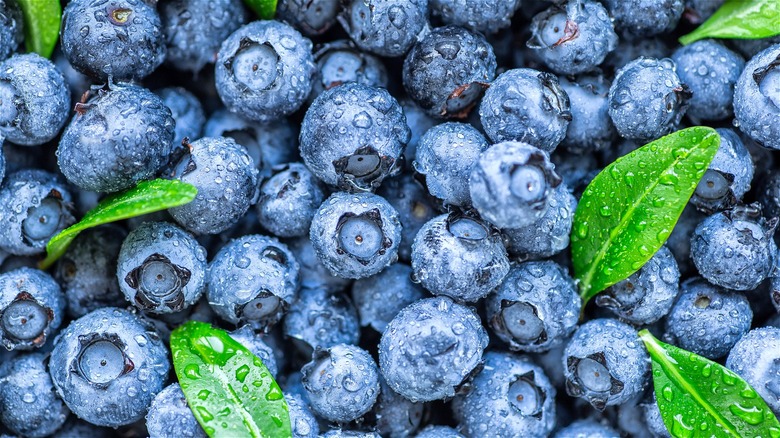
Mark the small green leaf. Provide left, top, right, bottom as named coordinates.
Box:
left=17, top=0, right=61, bottom=58
left=39, top=179, right=197, bottom=270
left=243, top=0, right=278, bottom=20
left=680, top=0, right=780, bottom=45
left=171, top=321, right=291, bottom=438
left=571, top=127, right=720, bottom=304
left=639, top=330, right=780, bottom=437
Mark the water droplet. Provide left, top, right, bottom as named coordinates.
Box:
left=236, top=364, right=250, bottom=383
left=728, top=403, right=764, bottom=425
left=184, top=364, right=201, bottom=379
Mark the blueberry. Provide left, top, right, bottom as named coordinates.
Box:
left=403, top=26, right=497, bottom=119
left=286, top=236, right=353, bottom=293
left=690, top=128, right=754, bottom=213
left=228, top=325, right=278, bottom=377
left=339, top=0, right=428, bottom=57
left=642, top=394, right=671, bottom=438
left=469, top=141, right=562, bottom=228
left=757, top=173, right=780, bottom=220
left=322, top=430, right=381, bottom=438
left=49, top=307, right=169, bottom=427
left=284, top=392, right=320, bottom=438
left=665, top=277, right=752, bottom=359
left=168, top=136, right=259, bottom=235
left=0, top=0, right=22, bottom=62
left=376, top=173, right=437, bottom=263
left=351, top=263, right=426, bottom=333
left=56, top=225, right=127, bottom=318
left=428, top=0, right=521, bottom=34
left=0, top=138, right=5, bottom=184
left=215, top=20, right=315, bottom=123
left=411, top=212, right=509, bottom=302
left=399, top=98, right=440, bottom=161
left=160, top=0, right=247, bottom=73
left=310, top=40, right=389, bottom=102
left=595, top=245, right=680, bottom=325
left=0, top=53, right=70, bottom=146
left=51, top=417, right=112, bottom=438
left=256, top=162, right=325, bottom=238
left=527, top=0, right=617, bottom=76
left=452, top=351, right=557, bottom=437
left=732, top=35, right=780, bottom=59
left=413, top=122, right=489, bottom=207
left=53, top=49, right=94, bottom=108
left=283, top=286, right=359, bottom=356
left=60, top=0, right=166, bottom=81
left=608, top=57, right=689, bottom=142
left=563, top=318, right=649, bottom=410
left=552, top=419, right=620, bottom=438
left=415, top=425, right=465, bottom=438
left=300, top=83, right=409, bottom=191
left=726, top=327, right=780, bottom=416
left=145, top=383, right=207, bottom=438
left=685, top=0, right=725, bottom=23
left=603, top=36, right=671, bottom=74
left=603, top=0, right=684, bottom=37
left=672, top=40, right=744, bottom=121
left=550, top=149, right=599, bottom=195
left=117, top=222, right=207, bottom=314
left=690, top=205, right=777, bottom=291
left=486, top=261, right=580, bottom=353
left=155, top=87, right=206, bottom=143
left=558, top=75, right=616, bottom=154
left=277, top=0, right=340, bottom=36
left=57, top=83, right=175, bottom=193
left=0, top=169, right=75, bottom=256
left=734, top=43, right=780, bottom=150
left=479, top=68, right=571, bottom=150
left=0, top=353, right=69, bottom=437
left=379, top=296, right=488, bottom=402
left=666, top=204, right=705, bottom=276
left=310, top=191, right=401, bottom=279
left=208, top=235, right=299, bottom=331
left=374, top=376, right=424, bottom=437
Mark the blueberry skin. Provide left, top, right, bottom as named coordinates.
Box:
left=527, top=1, right=617, bottom=76
left=300, top=83, right=409, bottom=191
left=51, top=417, right=113, bottom=437
left=552, top=419, right=620, bottom=438
left=603, top=37, right=670, bottom=73
left=57, top=84, right=175, bottom=193
left=486, top=261, right=580, bottom=353
left=277, top=0, right=340, bottom=36
left=558, top=75, right=616, bottom=154
left=228, top=325, right=278, bottom=377
left=603, top=0, right=683, bottom=37
left=0, top=0, right=22, bottom=62
left=672, top=40, right=744, bottom=122
left=145, top=383, right=207, bottom=438
left=0, top=353, right=69, bottom=437
left=322, top=430, right=381, bottom=438
left=208, top=235, right=300, bottom=331
left=502, top=183, right=576, bottom=259
left=562, top=318, right=649, bottom=410
left=155, top=87, right=206, bottom=143
left=726, top=327, right=780, bottom=415
left=168, top=136, right=259, bottom=235
left=160, top=0, right=247, bottom=73
left=286, top=236, right=353, bottom=293
left=734, top=43, right=780, bottom=150
left=415, top=425, right=465, bottom=438
left=608, top=57, right=689, bottom=142
left=665, top=277, right=752, bottom=359
left=469, top=141, right=562, bottom=229
left=284, top=392, right=319, bottom=438
left=339, top=0, right=428, bottom=58
left=256, top=163, right=324, bottom=238
left=379, top=296, right=488, bottom=402
left=117, top=222, right=207, bottom=314
left=690, top=205, right=777, bottom=291
left=351, top=263, right=426, bottom=333
left=642, top=394, right=671, bottom=438
left=403, top=26, right=497, bottom=119
left=399, top=98, right=440, bottom=160
left=310, top=192, right=401, bottom=279
left=310, top=40, right=389, bottom=103
left=411, top=213, right=509, bottom=302
left=0, top=53, right=70, bottom=146
left=56, top=225, right=127, bottom=318
left=376, top=173, right=437, bottom=263
left=49, top=307, right=170, bottom=428
left=479, top=68, right=571, bottom=150
left=374, top=376, right=424, bottom=437
left=428, top=0, right=521, bottom=34
left=452, top=351, right=557, bottom=438
left=596, top=246, right=680, bottom=325
left=302, top=343, right=380, bottom=422
left=283, top=287, right=360, bottom=356
left=216, top=20, right=315, bottom=123
left=60, top=0, right=166, bottom=81
left=690, top=128, right=754, bottom=213
left=413, top=122, right=489, bottom=207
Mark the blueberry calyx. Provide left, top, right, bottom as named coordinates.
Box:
left=72, top=332, right=135, bottom=389
left=124, top=253, right=191, bottom=312
left=565, top=352, right=625, bottom=411
left=335, top=208, right=391, bottom=264
left=491, top=300, right=549, bottom=348
left=508, top=370, right=546, bottom=419
left=332, top=145, right=396, bottom=191
left=0, top=292, right=54, bottom=348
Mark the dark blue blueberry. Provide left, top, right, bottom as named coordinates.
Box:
left=690, top=128, right=754, bottom=213
left=0, top=0, right=22, bottom=62
left=603, top=36, right=670, bottom=73
left=310, top=40, right=389, bottom=103
left=603, top=0, right=684, bottom=37
left=685, top=0, right=725, bottom=24
left=642, top=394, right=671, bottom=438
left=54, top=417, right=112, bottom=437
left=550, top=149, right=599, bottom=195
left=732, top=35, right=780, bottom=59
left=553, top=419, right=620, bottom=438
left=399, top=97, right=440, bottom=161
left=734, top=43, right=780, bottom=150
left=286, top=236, right=353, bottom=293
left=283, top=286, right=360, bottom=357
left=758, top=173, right=780, bottom=220
left=374, top=376, right=424, bottom=437
left=277, top=0, right=340, bottom=36
left=256, top=162, right=324, bottom=238
left=428, top=0, right=521, bottom=34
left=322, top=430, right=381, bottom=438
left=229, top=325, right=278, bottom=377
left=666, top=204, right=705, bottom=276
left=415, top=425, right=465, bottom=438
left=53, top=49, right=94, bottom=108
left=726, top=327, right=780, bottom=416
left=558, top=75, right=616, bottom=154
left=284, top=392, right=319, bottom=438
left=155, top=87, right=206, bottom=143
left=351, top=263, right=425, bottom=332
left=145, top=383, right=207, bottom=438
left=339, top=0, right=428, bottom=57
left=376, top=173, right=437, bottom=263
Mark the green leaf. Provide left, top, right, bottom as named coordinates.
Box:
left=171, top=321, right=291, bottom=438
left=571, top=127, right=720, bottom=304
left=39, top=179, right=197, bottom=270
left=639, top=330, right=780, bottom=437
left=17, top=0, right=61, bottom=58
left=243, top=0, right=278, bottom=20
left=680, top=0, right=780, bottom=45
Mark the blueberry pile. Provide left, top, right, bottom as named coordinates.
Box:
left=0, top=0, right=780, bottom=437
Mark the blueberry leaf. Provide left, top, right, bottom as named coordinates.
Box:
left=639, top=330, right=780, bottom=437
left=171, top=321, right=291, bottom=438
left=571, top=127, right=720, bottom=304
left=243, top=0, right=278, bottom=19
left=679, top=0, right=780, bottom=45
left=39, top=178, right=197, bottom=270
left=17, top=0, right=61, bottom=58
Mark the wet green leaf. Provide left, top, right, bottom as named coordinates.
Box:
left=171, top=321, right=291, bottom=438
left=680, top=0, right=780, bottom=45
left=243, top=0, right=278, bottom=19
left=571, top=127, right=720, bottom=304
left=17, top=0, right=61, bottom=58
left=639, top=330, right=780, bottom=438
left=40, top=179, right=197, bottom=270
